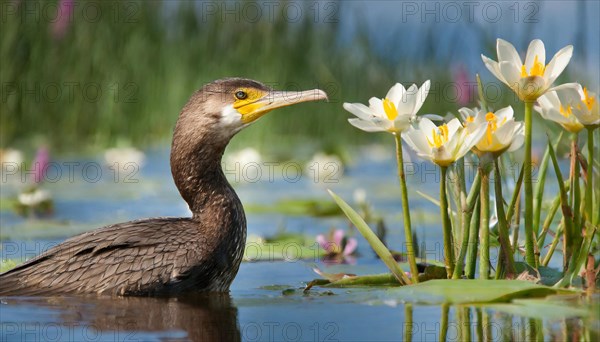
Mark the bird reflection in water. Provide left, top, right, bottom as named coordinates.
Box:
left=1, top=293, right=240, bottom=341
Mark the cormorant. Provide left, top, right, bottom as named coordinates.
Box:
left=0, top=78, right=327, bottom=296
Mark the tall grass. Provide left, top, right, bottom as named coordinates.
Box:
left=1, top=0, right=515, bottom=154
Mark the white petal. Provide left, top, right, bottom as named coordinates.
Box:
left=499, top=61, right=521, bottom=86
left=495, top=106, right=514, bottom=121
left=544, top=45, right=573, bottom=85
left=550, top=82, right=582, bottom=96
left=497, top=38, right=522, bottom=67
left=343, top=103, right=376, bottom=120
left=537, top=91, right=561, bottom=110
left=393, top=115, right=413, bottom=132
left=540, top=107, right=570, bottom=125
left=403, top=128, right=432, bottom=157
left=466, top=123, right=487, bottom=152
left=446, top=118, right=462, bottom=137
left=418, top=118, right=438, bottom=137
left=421, top=114, right=444, bottom=121
left=573, top=111, right=600, bottom=126
left=473, top=108, right=487, bottom=125
left=413, top=80, right=431, bottom=114
left=386, top=83, right=406, bottom=106
left=399, top=84, right=419, bottom=116
left=458, top=107, right=476, bottom=121
left=445, top=129, right=461, bottom=154
left=525, top=39, right=546, bottom=71
left=554, top=83, right=582, bottom=105
left=507, top=124, right=525, bottom=152
left=494, top=120, right=518, bottom=146
left=482, top=55, right=506, bottom=84
left=368, top=97, right=386, bottom=119
left=348, top=118, right=386, bottom=133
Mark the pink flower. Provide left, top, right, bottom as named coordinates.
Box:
left=51, top=0, right=74, bottom=40
left=316, top=229, right=357, bottom=256
left=33, top=147, right=49, bottom=183
left=453, top=64, right=473, bottom=106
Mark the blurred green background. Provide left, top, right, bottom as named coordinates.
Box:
left=1, top=0, right=598, bottom=155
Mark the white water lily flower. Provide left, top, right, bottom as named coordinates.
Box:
left=18, top=189, right=51, bottom=207
left=343, top=81, right=431, bottom=133
left=403, top=118, right=486, bottom=167
left=481, top=39, right=573, bottom=102
left=535, top=84, right=585, bottom=133
left=460, top=106, right=524, bottom=154
left=537, top=83, right=600, bottom=131
left=104, top=147, right=146, bottom=170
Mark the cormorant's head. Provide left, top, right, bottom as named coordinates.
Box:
left=178, top=78, right=328, bottom=141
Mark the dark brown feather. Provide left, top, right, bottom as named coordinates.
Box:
left=0, top=79, right=263, bottom=296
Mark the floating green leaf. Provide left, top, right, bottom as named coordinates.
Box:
left=486, top=297, right=592, bottom=320
left=243, top=233, right=325, bottom=262
left=385, top=279, right=574, bottom=304
left=245, top=198, right=342, bottom=217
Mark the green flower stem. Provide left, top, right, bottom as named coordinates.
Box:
left=465, top=200, right=481, bottom=279
left=567, top=134, right=581, bottom=267
left=404, top=304, right=413, bottom=342
left=586, top=128, right=594, bottom=224
left=511, top=196, right=521, bottom=252
left=440, top=166, right=455, bottom=278
left=494, top=159, right=515, bottom=278
left=456, top=201, right=480, bottom=279
left=394, top=133, right=419, bottom=283
left=523, top=101, right=536, bottom=267
left=475, top=309, right=484, bottom=342
left=479, top=165, right=491, bottom=279
left=440, top=303, right=449, bottom=342
left=452, top=171, right=481, bottom=279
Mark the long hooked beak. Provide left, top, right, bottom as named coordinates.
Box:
left=240, top=89, right=328, bottom=124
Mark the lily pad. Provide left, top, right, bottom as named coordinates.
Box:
left=243, top=233, right=326, bottom=262
left=486, top=297, right=592, bottom=320
left=245, top=198, right=342, bottom=217
left=514, top=261, right=564, bottom=286
left=385, top=279, right=575, bottom=304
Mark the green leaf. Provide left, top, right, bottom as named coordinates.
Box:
left=385, top=279, right=573, bottom=304
left=416, top=190, right=440, bottom=207
left=324, top=273, right=400, bottom=287
left=244, top=198, right=342, bottom=217
left=0, top=259, right=18, bottom=273
left=327, top=189, right=411, bottom=285
left=243, top=234, right=325, bottom=262
left=533, top=131, right=563, bottom=235
left=486, top=297, right=592, bottom=320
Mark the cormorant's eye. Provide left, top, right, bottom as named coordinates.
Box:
left=235, top=90, right=248, bottom=100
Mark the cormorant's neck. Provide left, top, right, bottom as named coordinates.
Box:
left=170, top=128, right=234, bottom=215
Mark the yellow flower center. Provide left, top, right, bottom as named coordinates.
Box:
left=583, top=87, right=596, bottom=111
left=464, top=116, right=474, bottom=127
left=520, top=55, right=546, bottom=78
left=427, top=124, right=449, bottom=148
left=383, top=98, right=398, bottom=121
left=560, top=105, right=573, bottom=118
left=484, top=112, right=507, bottom=144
